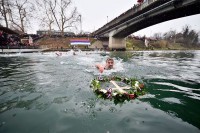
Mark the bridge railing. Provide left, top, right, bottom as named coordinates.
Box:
left=140, top=0, right=158, bottom=10
left=93, top=0, right=159, bottom=36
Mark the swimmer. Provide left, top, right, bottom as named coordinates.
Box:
left=95, top=57, right=114, bottom=73
left=55, top=52, right=62, bottom=56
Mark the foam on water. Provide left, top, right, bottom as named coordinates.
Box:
left=98, top=58, right=124, bottom=76
left=0, top=52, right=22, bottom=57
left=57, top=51, right=125, bottom=76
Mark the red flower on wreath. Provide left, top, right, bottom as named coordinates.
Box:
left=129, top=94, right=136, bottom=99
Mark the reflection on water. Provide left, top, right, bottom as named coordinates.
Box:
left=0, top=51, right=200, bottom=133
left=148, top=51, right=195, bottom=58
left=142, top=78, right=200, bottom=128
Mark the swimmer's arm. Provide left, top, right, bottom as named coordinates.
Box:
left=95, top=64, right=104, bottom=73
left=95, top=64, right=101, bottom=68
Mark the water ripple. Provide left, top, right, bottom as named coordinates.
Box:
left=0, top=51, right=200, bottom=132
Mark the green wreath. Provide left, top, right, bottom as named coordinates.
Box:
left=90, top=76, right=146, bottom=103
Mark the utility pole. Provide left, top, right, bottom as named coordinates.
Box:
left=107, top=16, right=108, bottom=23
left=79, top=15, right=82, bottom=34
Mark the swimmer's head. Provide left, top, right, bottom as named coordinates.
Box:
left=105, top=58, right=114, bottom=69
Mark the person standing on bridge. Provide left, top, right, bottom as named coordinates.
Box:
left=137, top=0, right=144, bottom=4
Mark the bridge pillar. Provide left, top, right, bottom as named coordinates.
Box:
left=109, top=37, right=126, bottom=50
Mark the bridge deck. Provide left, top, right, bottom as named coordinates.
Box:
left=93, top=0, right=200, bottom=38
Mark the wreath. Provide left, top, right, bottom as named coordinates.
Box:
left=90, top=76, right=146, bottom=104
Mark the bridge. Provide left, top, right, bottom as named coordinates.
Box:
left=92, top=0, right=200, bottom=50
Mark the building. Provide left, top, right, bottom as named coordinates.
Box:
left=36, top=30, right=75, bottom=37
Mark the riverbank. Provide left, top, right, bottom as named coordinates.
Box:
left=126, top=38, right=200, bottom=51
left=25, top=37, right=200, bottom=52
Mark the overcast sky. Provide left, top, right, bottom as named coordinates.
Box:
left=72, top=0, right=200, bottom=37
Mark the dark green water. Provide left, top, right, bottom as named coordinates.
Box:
left=0, top=50, right=200, bottom=133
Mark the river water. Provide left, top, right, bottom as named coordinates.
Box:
left=0, top=50, right=200, bottom=133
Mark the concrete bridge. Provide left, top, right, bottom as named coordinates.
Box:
left=92, top=0, right=200, bottom=50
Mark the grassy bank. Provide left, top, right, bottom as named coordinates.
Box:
left=126, top=38, right=200, bottom=51
left=37, top=37, right=71, bottom=50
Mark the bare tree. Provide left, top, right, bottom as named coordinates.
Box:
left=36, top=0, right=56, bottom=36
left=163, top=30, right=177, bottom=43
left=0, top=0, right=11, bottom=27
left=182, top=25, right=198, bottom=45
left=49, top=0, right=80, bottom=37
left=8, top=0, right=35, bottom=33
left=182, top=25, right=189, bottom=39
left=153, top=32, right=162, bottom=40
